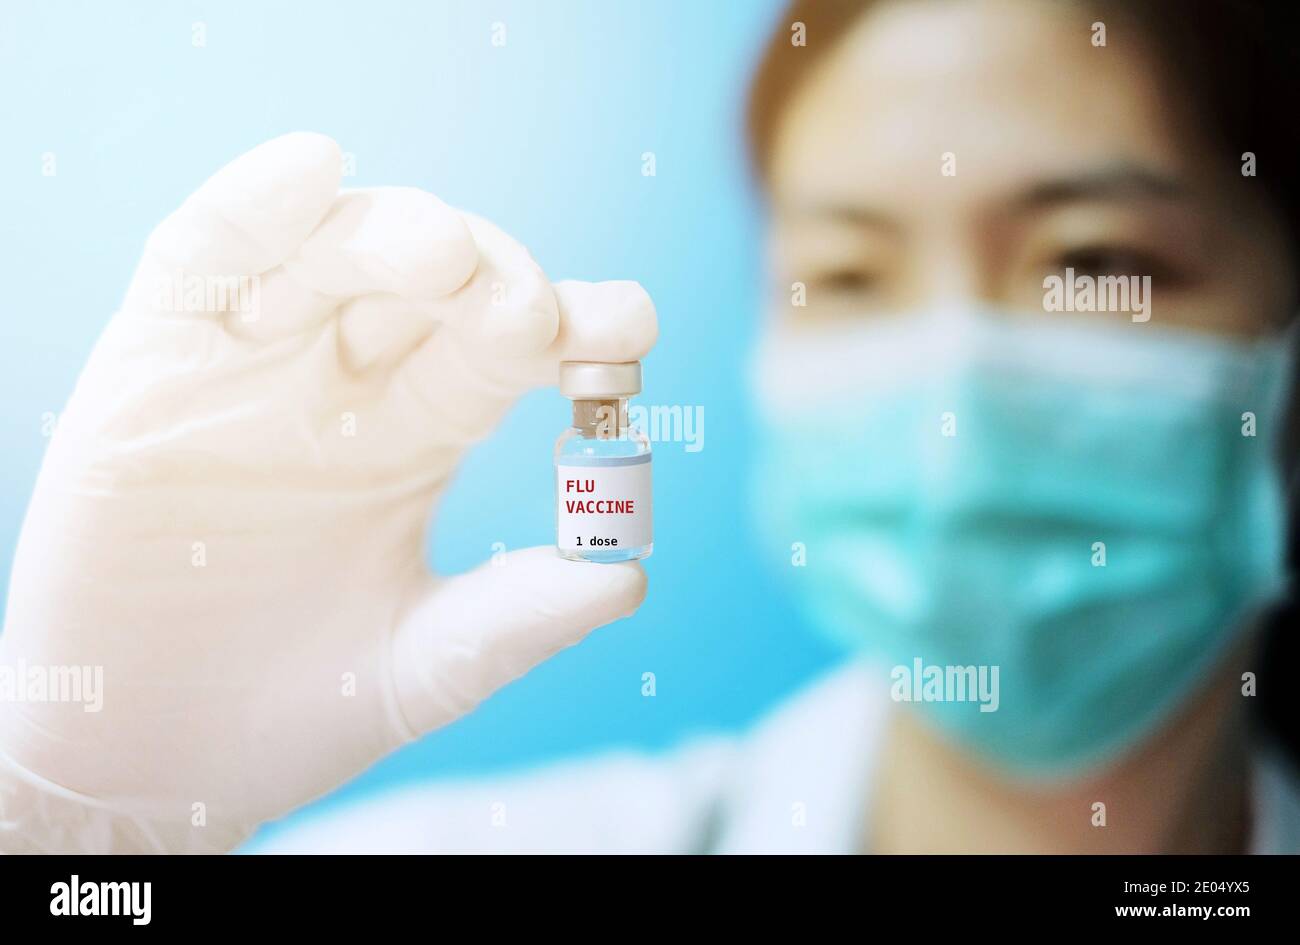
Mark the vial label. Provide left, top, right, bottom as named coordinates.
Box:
left=556, top=454, right=652, bottom=553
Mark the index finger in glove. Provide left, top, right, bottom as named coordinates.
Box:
left=142, top=132, right=343, bottom=277
left=383, top=278, right=657, bottom=447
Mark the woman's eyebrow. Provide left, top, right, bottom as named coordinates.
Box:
left=777, top=164, right=1192, bottom=229
left=1008, top=164, right=1192, bottom=210
left=775, top=201, right=903, bottom=234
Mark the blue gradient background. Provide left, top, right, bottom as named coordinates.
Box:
left=0, top=0, right=843, bottom=845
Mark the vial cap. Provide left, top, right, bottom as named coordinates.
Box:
left=559, top=361, right=642, bottom=399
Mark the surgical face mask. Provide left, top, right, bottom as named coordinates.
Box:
left=751, top=307, right=1291, bottom=778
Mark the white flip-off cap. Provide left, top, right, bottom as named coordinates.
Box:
left=559, top=361, right=642, bottom=399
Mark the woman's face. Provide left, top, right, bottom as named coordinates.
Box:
left=767, top=0, right=1294, bottom=335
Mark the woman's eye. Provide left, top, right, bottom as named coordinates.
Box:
left=1054, top=246, right=1159, bottom=280
left=808, top=268, right=878, bottom=294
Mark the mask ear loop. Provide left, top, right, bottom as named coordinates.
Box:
left=1254, top=315, right=1300, bottom=766
left=1274, top=319, right=1300, bottom=564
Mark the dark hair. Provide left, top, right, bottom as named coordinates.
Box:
left=746, top=0, right=1300, bottom=763
left=748, top=0, right=1300, bottom=250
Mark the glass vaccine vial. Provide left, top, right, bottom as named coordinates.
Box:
left=555, top=361, right=653, bottom=562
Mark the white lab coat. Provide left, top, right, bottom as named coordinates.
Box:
left=252, top=660, right=1300, bottom=854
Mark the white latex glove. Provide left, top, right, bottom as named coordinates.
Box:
left=0, top=132, right=656, bottom=853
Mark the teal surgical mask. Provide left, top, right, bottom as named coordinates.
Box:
left=751, top=308, right=1291, bottom=777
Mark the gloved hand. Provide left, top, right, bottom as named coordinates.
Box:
left=0, top=132, right=656, bottom=853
